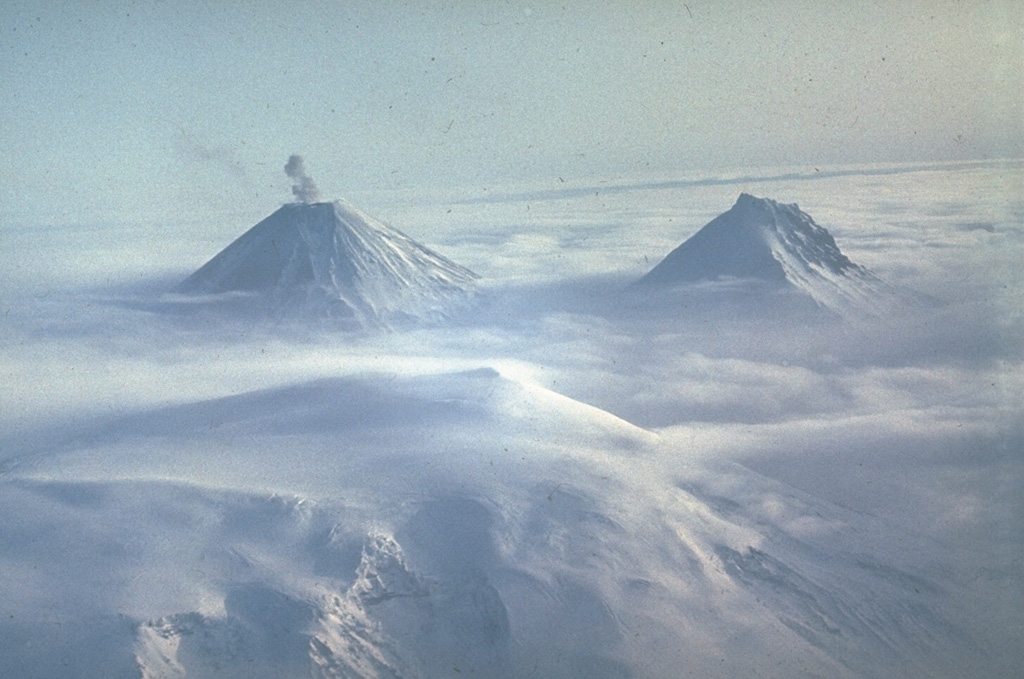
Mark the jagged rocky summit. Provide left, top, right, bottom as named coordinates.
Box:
left=636, top=193, right=890, bottom=314
left=177, top=200, right=479, bottom=327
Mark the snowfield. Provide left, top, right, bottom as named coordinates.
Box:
left=1, top=162, right=1021, bottom=678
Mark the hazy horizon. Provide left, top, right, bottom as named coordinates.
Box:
left=2, top=1, right=1021, bottom=224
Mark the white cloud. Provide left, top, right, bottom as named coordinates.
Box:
left=0, top=163, right=1020, bottom=677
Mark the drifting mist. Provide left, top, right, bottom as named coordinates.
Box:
left=0, top=161, right=1021, bottom=678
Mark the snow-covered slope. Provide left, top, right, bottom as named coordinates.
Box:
left=636, top=194, right=892, bottom=314
left=176, top=201, right=478, bottom=327
left=0, top=368, right=977, bottom=679
left=4, top=164, right=1019, bottom=679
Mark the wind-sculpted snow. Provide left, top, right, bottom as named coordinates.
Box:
left=0, top=368, right=993, bottom=678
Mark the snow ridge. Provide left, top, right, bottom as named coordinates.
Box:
left=134, top=532, right=421, bottom=679
left=177, top=200, right=479, bottom=327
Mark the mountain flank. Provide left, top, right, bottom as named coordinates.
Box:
left=177, top=200, right=478, bottom=327
left=636, top=193, right=890, bottom=314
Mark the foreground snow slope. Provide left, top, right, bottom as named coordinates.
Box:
left=0, top=369, right=986, bottom=679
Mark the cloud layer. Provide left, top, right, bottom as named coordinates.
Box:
left=0, top=162, right=1020, bottom=677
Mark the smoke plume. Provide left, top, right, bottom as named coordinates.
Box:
left=284, top=155, right=320, bottom=203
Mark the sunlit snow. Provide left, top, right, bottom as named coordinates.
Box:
left=1, top=162, right=1021, bottom=679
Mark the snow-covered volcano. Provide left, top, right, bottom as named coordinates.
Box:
left=177, top=200, right=478, bottom=327
left=1, top=368, right=975, bottom=679
left=636, top=193, right=889, bottom=313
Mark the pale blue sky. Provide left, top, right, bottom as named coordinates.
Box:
left=2, top=0, right=1021, bottom=223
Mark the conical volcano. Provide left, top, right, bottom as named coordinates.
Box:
left=177, top=200, right=478, bottom=327
left=636, top=193, right=887, bottom=313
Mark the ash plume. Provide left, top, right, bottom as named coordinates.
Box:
left=284, top=155, right=320, bottom=203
